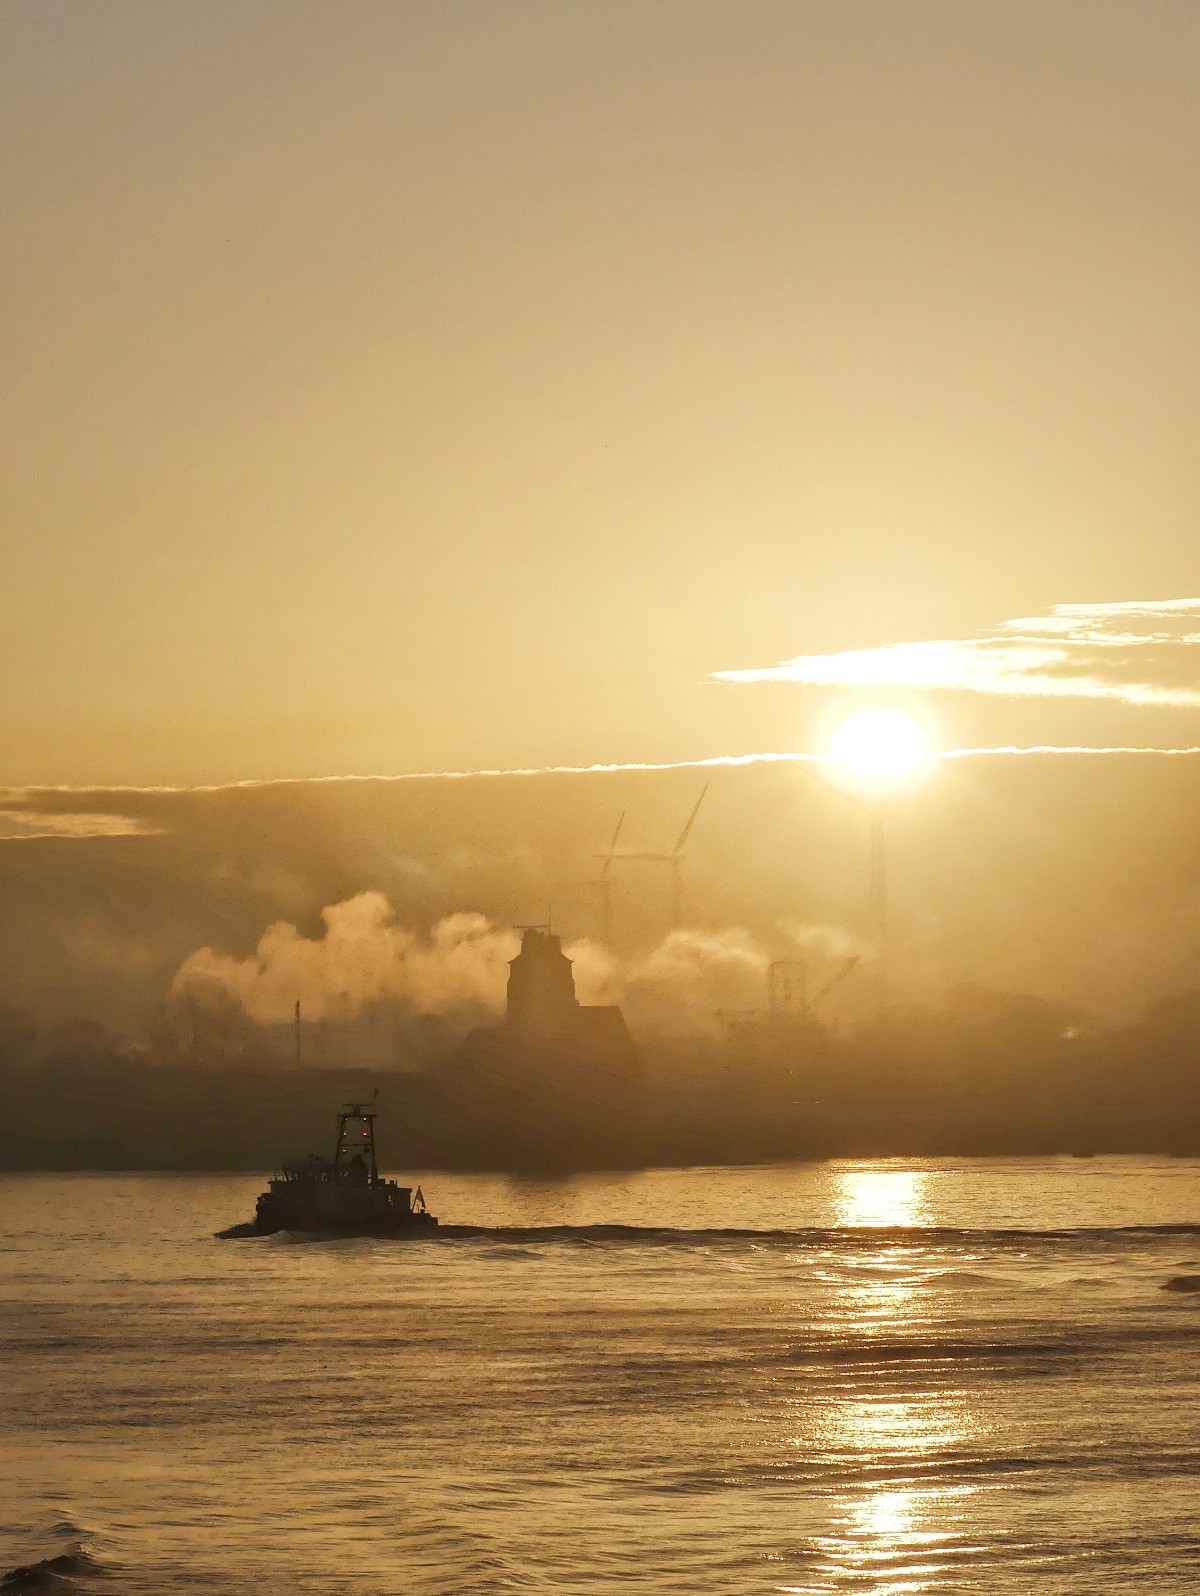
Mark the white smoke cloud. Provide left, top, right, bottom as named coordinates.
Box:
left=566, top=922, right=861, bottom=1037
left=172, top=893, right=519, bottom=1025
left=565, top=926, right=766, bottom=1010
left=712, top=597, right=1200, bottom=707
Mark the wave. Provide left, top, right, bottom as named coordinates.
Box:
left=432, top=1221, right=1200, bottom=1246
left=0, top=1549, right=104, bottom=1593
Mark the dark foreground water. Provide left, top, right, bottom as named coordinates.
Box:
left=3, top=1159, right=1200, bottom=1594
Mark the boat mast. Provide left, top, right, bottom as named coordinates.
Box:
left=333, top=1101, right=378, bottom=1184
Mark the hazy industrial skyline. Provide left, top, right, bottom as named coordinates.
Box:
left=5, top=2, right=1200, bottom=1067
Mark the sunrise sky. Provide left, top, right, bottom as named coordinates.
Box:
left=8, top=21, right=1200, bottom=1587
left=5, top=1, right=1200, bottom=788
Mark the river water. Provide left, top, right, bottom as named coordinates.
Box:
left=3, top=1158, right=1200, bottom=1594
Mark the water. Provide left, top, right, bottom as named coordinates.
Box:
left=3, top=1158, right=1200, bottom=1594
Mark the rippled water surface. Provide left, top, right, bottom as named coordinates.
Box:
left=3, top=1158, right=1200, bottom=1593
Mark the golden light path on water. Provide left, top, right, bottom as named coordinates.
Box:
left=779, top=1166, right=987, bottom=1594
left=834, top=1168, right=932, bottom=1229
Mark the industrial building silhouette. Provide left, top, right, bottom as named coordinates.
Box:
left=434, top=926, right=644, bottom=1167
left=504, top=927, right=634, bottom=1055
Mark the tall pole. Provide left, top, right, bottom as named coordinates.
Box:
left=598, top=810, right=625, bottom=944
left=869, top=806, right=888, bottom=1022
left=294, top=999, right=301, bottom=1069
left=796, top=760, right=908, bottom=1025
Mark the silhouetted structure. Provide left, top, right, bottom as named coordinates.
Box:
left=506, top=927, right=634, bottom=1057
left=429, top=927, right=644, bottom=1167
left=506, top=927, right=579, bottom=1041
left=614, top=783, right=708, bottom=927
left=589, top=812, right=626, bottom=941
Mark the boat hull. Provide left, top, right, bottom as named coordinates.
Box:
left=217, top=1211, right=439, bottom=1239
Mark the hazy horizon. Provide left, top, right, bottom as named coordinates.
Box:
left=3, top=747, right=1200, bottom=1037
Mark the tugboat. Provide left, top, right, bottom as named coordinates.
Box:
left=218, top=1101, right=438, bottom=1237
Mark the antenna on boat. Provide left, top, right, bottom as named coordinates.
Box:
left=294, top=999, right=301, bottom=1069
left=334, top=1102, right=379, bottom=1185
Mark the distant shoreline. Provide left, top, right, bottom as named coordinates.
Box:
left=2, top=1148, right=1197, bottom=1176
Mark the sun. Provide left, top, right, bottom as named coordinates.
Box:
left=826, top=706, right=929, bottom=782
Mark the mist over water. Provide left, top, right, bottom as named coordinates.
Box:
left=4, top=1158, right=1200, bottom=1595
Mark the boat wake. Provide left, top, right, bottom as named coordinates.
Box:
left=422, top=1221, right=1200, bottom=1246
left=217, top=1219, right=1200, bottom=1249
left=0, top=1547, right=106, bottom=1593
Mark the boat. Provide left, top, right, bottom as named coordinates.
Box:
left=218, top=1101, right=438, bottom=1237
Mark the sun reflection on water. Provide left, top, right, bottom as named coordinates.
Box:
left=809, top=1484, right=978, bottom=1595
left=778, top=1168, right=988, bottom=1593
left=834, top=1168, right=931, bottom=1229
left=853, top=1488, right=914, bottom=1539
left=795, top=1393, right=985, bottom=1594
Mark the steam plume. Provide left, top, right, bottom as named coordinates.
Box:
left=172, top=894, right=519, bottom=1025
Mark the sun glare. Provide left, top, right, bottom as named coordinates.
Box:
left=827, top=707, right=929, bottom=782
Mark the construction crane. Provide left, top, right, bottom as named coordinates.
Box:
left=589, top=811, right=626, bottom=942
left=616, top=783, right=709, bottom=929
left=764, top=953, right=858, bottom=1023
left=809, top=955, right=859, bottom=1010
left=768, top=959, right=806, bottom=1013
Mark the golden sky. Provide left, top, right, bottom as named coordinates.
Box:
left=4, top=2, right=1200, bottom=786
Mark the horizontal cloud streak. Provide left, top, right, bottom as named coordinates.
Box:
left=713, top=598, right=1200, bottom=706
left=9, top=740, right=1200, bottom=842
left=0, top=809, right=162, bottom=840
